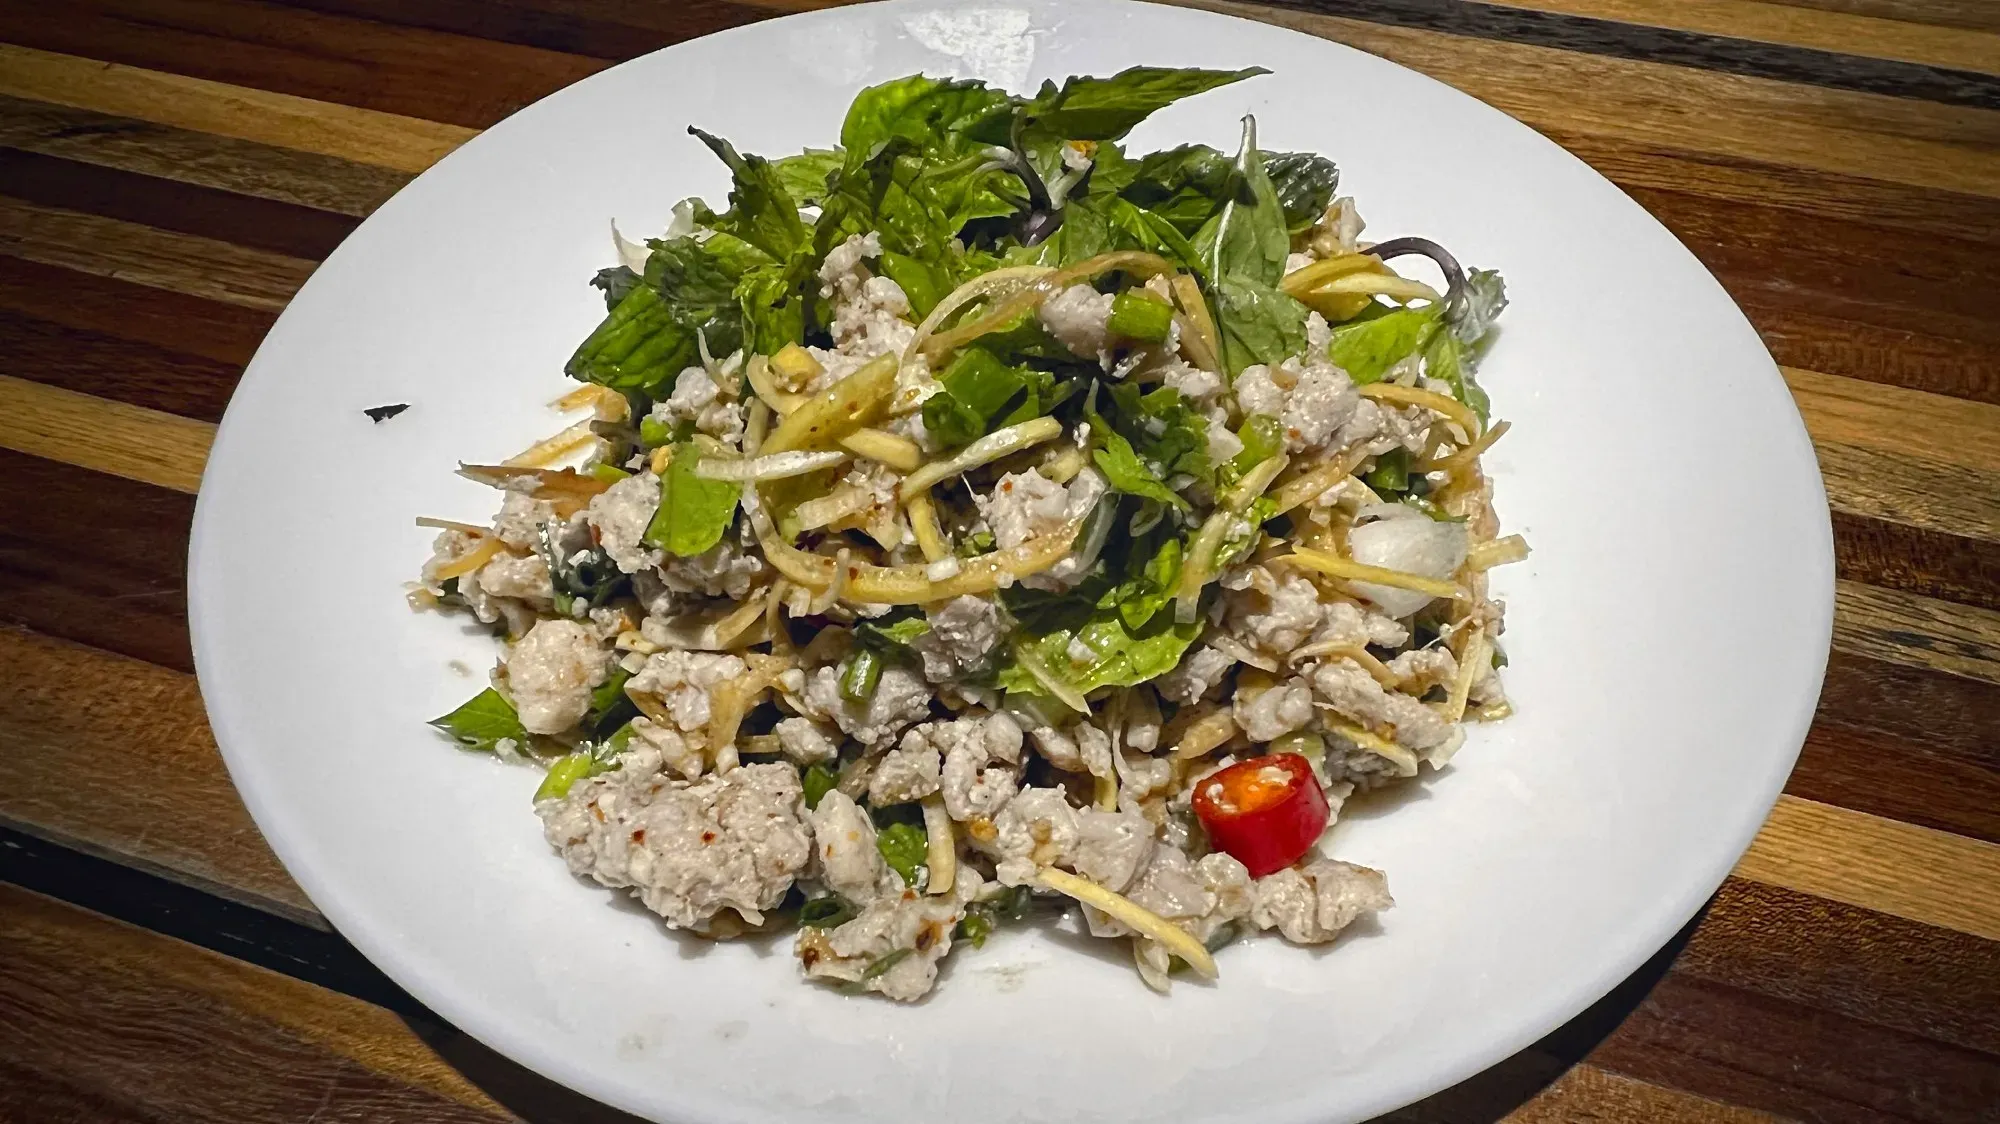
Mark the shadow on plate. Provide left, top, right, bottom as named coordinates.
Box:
left=405, top=899, right=1707, bottom=1123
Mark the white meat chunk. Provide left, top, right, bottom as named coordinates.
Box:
left=1068, top=807, right=1156, bottom=893
left=796, top=876, right=978, bottom=1002
left=979, top=787, right=1080, bottom=886
left=867, top=739, right=942, bottom=807
left=491, top=488, right=558, bottom=552
left=1310, top=658, right=1453, bottom=750
left=1153, top=644, right=1237, bottom=705
left=1095, top=846, right=1253, bottom=945
left=654, top=368, right=744, bottom=444
left=908, top=595, right=1003, bottom=682
left=1231, top=355, right=1362, bottom=454
left=1160, top=357, right=1224, bottom=407
left=1027, top=720, right=1110, bottom=776
left=807, top=790, right=894, bottom=903
left=1385, top=647, right=1459, bottom=695
left=538, top=762, right=810, bottom=930
left=1249, top=859, right=1392, bottom=944
left=505, top=619, right=608, bottom=735
left=974, top=466, right=1109, bottom=592
left=773, top=716, right=841, bottom=765
left=623, top=649, right=749, bottom=778
left=1234, top=679, right=1315, bottom=743
left=654, top=533, right=768, bottom=601
left=808, top=233, right=915, bottom=387
left=800, top=663, right=932, bottom=749
left=1228, top=574, right=1327, bottom=657
left=473, top=552, right=553, bottom=608
left=939, top=712, right=1024, bottom=822
left=1038, top=283, right=1115, bottom=362
left=585, top=471, right=662, bottom=574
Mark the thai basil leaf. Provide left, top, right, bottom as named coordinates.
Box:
left=428, top=688, right=527, bottom=752
left=642, top=443, right=740, bottom=557
left=1194, top=117, right=1289, bottom=288
left=1213, top=275, right=1309, bottom=376
left=1326, top=305, right=1440, bottom=385
left=841, top=74, right=1016, bottom=154
left=1022, top=66, right=1267, bottom=142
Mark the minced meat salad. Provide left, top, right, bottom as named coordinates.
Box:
left=413, top=67, right=1528, bottom=999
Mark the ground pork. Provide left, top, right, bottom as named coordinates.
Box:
left=1249, top=859, right=1392, bottom=944
left=799, top=663, right=932, bottom=749
left=585, top=471, right=661, bottom=574
left=908, top=595, right=1004, bottom=682
left=505, top=619, right=608, bottom=735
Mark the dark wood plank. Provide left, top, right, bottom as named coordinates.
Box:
left=1687, top=880, right=2000, bottom=1058
left=1552, top=128, right=2000, bottom=251
left=271, top=0, right=770, bottom=61
left=0, top=92, right=412, bottom=217
left=0, top=147, right=357, bottom=261
left=1592, top=970, right=2000, bottom=1124
left=0, top=254, right=274, bottom=370
left=0, top=0, right=606, bottom=130
left=1790, top=722, right=2000, bottom=845
left=0, top=309, right=242, bottom=423
left=1628, top=184, right=2000, bottom=406
left=1833, top=512, right=2000, bottom=615
left=0, top=448, right=194, bottom=672
left=0, top=883, right=513, bottom=1124
left=1756, top=304, right=2000, bottom=407
left=1815, top=650, right=2000, bottom=769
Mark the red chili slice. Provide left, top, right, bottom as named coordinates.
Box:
left=1191, top=753, right=1330, bottom=878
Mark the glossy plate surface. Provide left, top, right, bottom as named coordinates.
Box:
left=190, top=3, right=1833, bottom=1121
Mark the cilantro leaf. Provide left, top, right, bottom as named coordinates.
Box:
left=642, top=443, right=740, bottom=557
left=429, top=688, right=527, bottom=752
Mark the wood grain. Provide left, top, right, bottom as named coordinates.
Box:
left=0, top=625, right=313, bottom=920
left=0, top=373, right=213, bottom=492
left=0, top=306, right=245, bottom=422
left=1834, top=579, right=2000, bottom=687
left=0, top=883, right=511, bottom=1122
left=1480, top=0, right=2000, bottom=74
left=0, top=43, right=474, bottom=173
left=1832, top=512, right=2000, bottom=615
left=0, top=0, right=607, bottom=130
left=0, top=448, right=196, bottom=671
left=1735, top=796, right=2000, bottom=941
left=1816, top=649, right=2000, bottom=766
left=1791, top=720, right=2000, bottom=844
left=1786, top=366, right=2000, bottom=474
left=1188, top=0, right=2000, bottom=199
left=0, top=91, right=412, bottom=216
left=0, top=194, right=314, bottom=310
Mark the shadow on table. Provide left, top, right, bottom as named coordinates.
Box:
left=406, top=901, right=1706, bottom=1124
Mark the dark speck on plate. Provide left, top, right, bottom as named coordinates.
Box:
left=364, top=403, right=411, bottom=423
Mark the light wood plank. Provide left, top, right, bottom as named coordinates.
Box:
left=1185, top=0, right=2000, bottom=199
left=1481, top=0, right=2000, bottom=75
left=1835, top=578, right=2000, bottom=687
left=0, top=626, right=312, bottom=920
left=1736, top=795, right=2000, bottom=942
left=1811, top=441, right=2000, bottom=546
left=0, top=44, right=473, bottom=175
left=1502, top=1063, right=1793, bottom=1123
left=0, top=93, right=410, bottom=218
left=1786, top=365, right=2000, bottom=475
left=0, top=374, right=213, bottom=493
left=0, top=195, right=313, bottom=311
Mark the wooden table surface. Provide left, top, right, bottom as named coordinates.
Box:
left=2, top=1, right=1997, bottom=1121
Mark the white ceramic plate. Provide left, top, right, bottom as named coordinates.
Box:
left=189, top=3, right=1833, bottom=1121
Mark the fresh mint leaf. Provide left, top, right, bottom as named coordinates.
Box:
left=876, top=821, right=928, bottom=885
left=1213, top=275, right=1310, bottom=376
left=1120, top=144, right=1235, bottom=236
left=999, top=528, right=1199, bottom=698
left=429, top=687, right=527, bottom=752
left=642, top=443, right=740, bottom=557
left=841, top=74, right=1016, bottom=154
left=588, top=266, right=640, bottom=309
left=1023, top=66, right=1267, bottom=142
left=772, top=148, right=844, bottom=206
left=1263, top=151, right=1339, bottom=234
left=689, top=128, right=808, bottom=262
left=568, top=237, right=753, bottom=394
